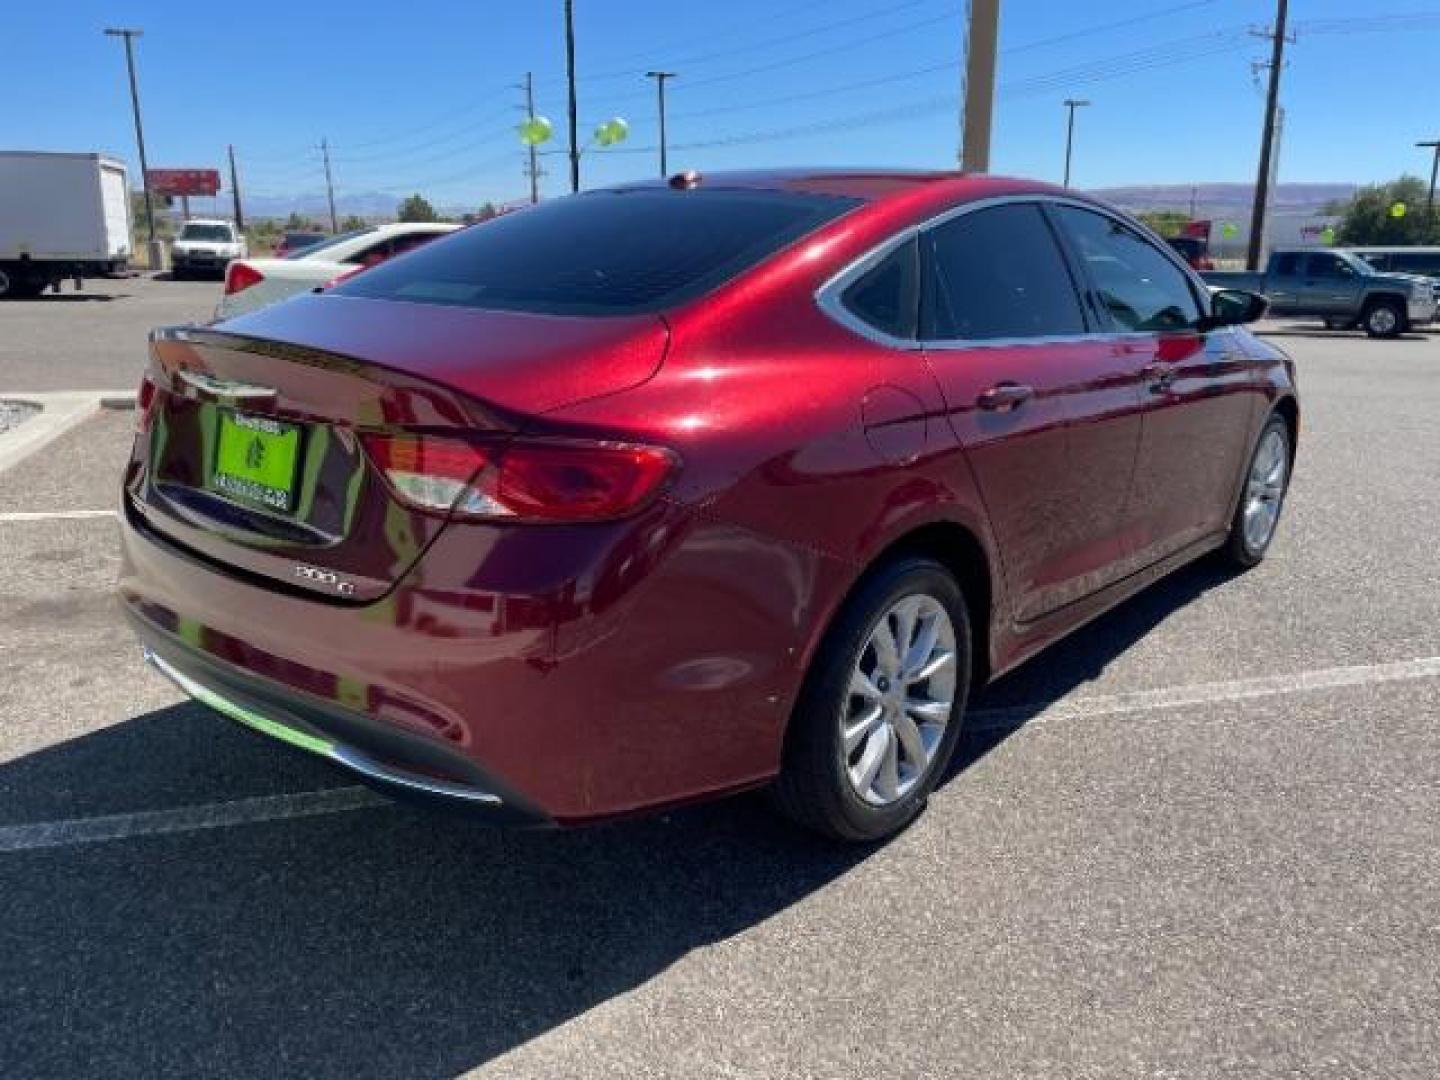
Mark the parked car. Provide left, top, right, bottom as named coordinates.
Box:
left=1165, top=235, right=1214, bottom=271
left=1348, top=246, right=1440, bottom=304
left=0, top=150, right=131, bottom=298
left=171, top=220, right=247, bottom=280
left=1204, top=247, right=1436, bottom=336
left=121, top=171, right=1296, bottom=841
left=272, top=230, right=328, bottom=258
left=217, top=222, right=458, bottom=318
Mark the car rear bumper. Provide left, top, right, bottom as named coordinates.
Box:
left=133, top=611, right=550, bottom=824
left=118, top=484, right=829, bottom=825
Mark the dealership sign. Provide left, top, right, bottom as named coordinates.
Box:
left=147, top=168, right=221, bottom=196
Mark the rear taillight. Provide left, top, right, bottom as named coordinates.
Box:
left=224, top=262, right=264, bottom=295
left=135, top=375, right=159, bottom=434
left=361, top=434, right=676, bottom=523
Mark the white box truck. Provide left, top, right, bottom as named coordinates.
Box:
left=0, top=151, right=134, bottom=298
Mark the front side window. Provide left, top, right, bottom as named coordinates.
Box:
left=1307, top=254, right=1355, bottom=279
left=1052, top=205, right=1201, bottom=332
left=922, top=204, right=1085, bottom=341
left=839, top=237, right=918, bottom=339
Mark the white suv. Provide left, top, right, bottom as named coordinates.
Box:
left=171, top=220, right=247, bottom=280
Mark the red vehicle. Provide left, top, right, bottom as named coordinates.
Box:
left=119, top=170, right=1296, bottom=841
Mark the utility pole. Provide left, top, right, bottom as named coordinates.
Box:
left=1061, top=98, right=1089, bottom=188
left=645, top=71, right=677, bottom=178
left=564, top=0, right=580, bottom=193
left=522, top=72, right=542, bottom=204
left=320, top=138, right=338, bottom=233
left=103, top=27, right=163, bottom=270
left=959, top=0, right=1001, bottom=171
left=1246, top=0, right=1290, bottom=271
left=227, top=144, right=245, bottom=230
left=1418, top=139, right=1440, bottom=222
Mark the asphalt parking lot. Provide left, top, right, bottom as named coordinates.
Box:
left=1, top=277, right=1438, bottom=1078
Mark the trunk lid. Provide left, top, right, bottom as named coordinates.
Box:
left=132, top=301, right=668, bottom=602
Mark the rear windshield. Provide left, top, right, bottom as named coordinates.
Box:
left=285, top=229, right=366, bottom=260
left=335, top=188, right=861, bottom=315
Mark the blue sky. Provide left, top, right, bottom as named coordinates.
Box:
left=9, top=0, right=1440, bottom=210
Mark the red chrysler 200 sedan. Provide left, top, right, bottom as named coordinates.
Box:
left=119, top=170, right=1297, bottom=841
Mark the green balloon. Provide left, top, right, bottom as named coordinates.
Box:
left=594, top=117, right=629, bottom=147
left=1390, top=201, right=1407, bottom=218
left=1320, top=227, right=1336, bottom=245
left=1221, top=222, right=1238, bottom=238
left=517, top=116, right=553, bottom=147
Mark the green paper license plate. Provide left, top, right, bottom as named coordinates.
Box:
left=211, top=411, right=301, bottom=512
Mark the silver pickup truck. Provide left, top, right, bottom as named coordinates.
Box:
left=1204, top=248, right=1436, bottom=337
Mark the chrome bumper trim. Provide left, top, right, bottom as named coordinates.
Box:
left=144, top=647, right=503, bottom=806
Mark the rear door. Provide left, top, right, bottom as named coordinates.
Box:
left=1050, top=204, right=1258, bottom=566
left=920, top=201, right=1144, bottom=623
left=1299, top=251, right=1362, bottom=315
left=1264, top=251, right=1304, bottom=315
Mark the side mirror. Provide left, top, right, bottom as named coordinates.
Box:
left=1201, top=288, right=1267, bottom=330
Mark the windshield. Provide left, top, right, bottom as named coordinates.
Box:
left=336, top=188, right=861, bottom=316
left=179, top=223, right=234, bottom=242
left=285, top=228, right=372, bottom=260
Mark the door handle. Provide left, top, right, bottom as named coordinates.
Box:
left=977, top=382, right=1034, bottom=412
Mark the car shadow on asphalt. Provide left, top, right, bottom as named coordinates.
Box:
left=6, top=293, right=124, bottom=303
left=1, top=558, right=1234, bottom=1078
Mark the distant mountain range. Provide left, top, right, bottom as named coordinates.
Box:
left=234, top=181, right=1359, bottom=223
left=1089, top=182, right=1356, bottom=219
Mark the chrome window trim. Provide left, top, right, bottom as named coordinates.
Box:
left=815, top=192, right=1213, bottom=351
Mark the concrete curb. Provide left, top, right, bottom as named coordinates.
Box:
left=0, top=390, right=134, bottom=474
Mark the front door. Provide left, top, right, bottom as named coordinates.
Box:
left=1049, top=204, right=1260, bottom=567
left=1298, top=251, right=1362, bottom=316
left=919, top=201, right=1144, bottom=623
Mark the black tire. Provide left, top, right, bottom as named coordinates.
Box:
left=1362, top=298, right=1405, bottom=338
left=1221, top=413, right=1292, bottom=569
left=772, top=556, right=972, bottom=842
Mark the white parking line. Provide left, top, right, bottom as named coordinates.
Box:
left=968, top=654, right=1440, bottom=732
left=0, top=509, right=117, bottom=522
left=0, top=655, right=1436, bottom=854
left=0, top=787, right=388, bottom=854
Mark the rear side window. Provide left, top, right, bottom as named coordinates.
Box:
left=922, top=204, right=1085, bottom=341
left=840, top=237, right=918, bottom=339
left=1051, top=205, right=1201, bottom=332
left=1273, top=253, right=1302, bottom=275
left=337, top=189, right=860, bottom=316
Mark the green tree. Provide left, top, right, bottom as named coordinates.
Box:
left=1134, top=209, right=1192, bottom=237
left=340, top=214, right=367, bottom=231
left=1334, top=175, right=1440, bottom=245
left=284, top=211, right=319, bottom=231
left=396, top=194, right=438, bottom=223
left=475, top=201, right=499, bottom=222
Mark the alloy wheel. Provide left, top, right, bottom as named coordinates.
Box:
left=841, top=594, right=958, bottom=806
left=1243, top=427, right=1288, bottom=553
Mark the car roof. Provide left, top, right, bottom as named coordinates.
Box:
left=1343, top=245, right=1440, bottom=253
left=372, top=221, right=458, bottom=235
left=610, top=167, right=1063, bottom=203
